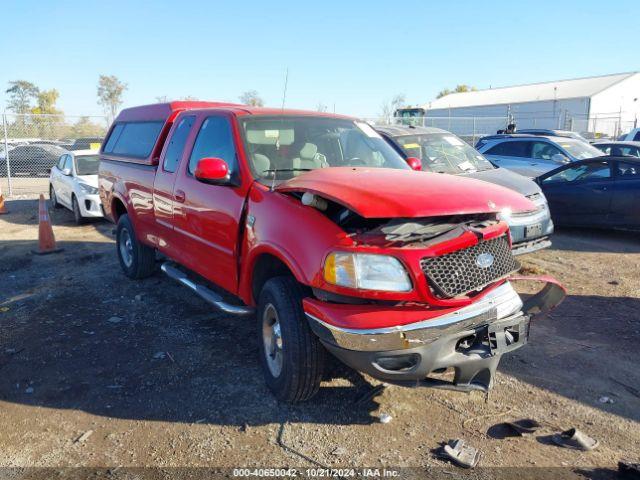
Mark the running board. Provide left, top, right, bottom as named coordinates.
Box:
left=161, top=262, right=254, bottom=316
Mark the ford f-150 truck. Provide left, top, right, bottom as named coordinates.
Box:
left=99, top=101, right=565, bottom=402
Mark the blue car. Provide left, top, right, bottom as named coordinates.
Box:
left=537, top=156, right=640, bottom=229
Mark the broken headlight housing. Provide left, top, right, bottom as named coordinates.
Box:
left=323, top=252, right=412, bottom=292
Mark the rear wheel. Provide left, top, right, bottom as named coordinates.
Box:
left=49, top=185, right=61, bottom=209
left=116, top=213, right=156, bottom=279
left=72, top=195, right=85, bottom=225
left=257, top=276, right=325, bottom=402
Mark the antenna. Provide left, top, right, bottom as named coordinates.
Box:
left=281, top=68, right=289, bottom=110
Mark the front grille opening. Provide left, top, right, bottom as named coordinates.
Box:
left=455, top=333, right=478, bottom=353
left=420, top=235, right=519, bottom=299
left=374, top=354, right=420, bottom=373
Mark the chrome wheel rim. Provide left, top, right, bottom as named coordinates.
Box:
left=119, top=228, right=134, bottom=268
left=262, top=303, right=284, bottom=377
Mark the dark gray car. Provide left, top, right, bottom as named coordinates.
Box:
left=377, top=125, right=553, bottom=255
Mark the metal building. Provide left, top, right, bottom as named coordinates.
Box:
left=422, top=72, right=640, bottom=137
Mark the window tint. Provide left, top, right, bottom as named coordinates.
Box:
left=188, top=116, right=237, bottom=175
left=63, top=155, right=73, bottom=171
left=104, top=124, right=124, bottom=152
left=542, top=161, right=611, bottom=184
left=486, top=141, right=530, bottom=157
left=531, top=141, right=562, bottom=160
left=616, top=162, right=640, bottom=180
left=633, top=131, right=640, bottom=141
left=104, top=122, right=164, bottom=158
left=163, top=116, right=195, bottom=173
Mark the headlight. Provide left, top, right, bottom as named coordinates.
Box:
left=497, top=207, right=512, bottom=221
left=79, top=183, right=98, bottom=195
left=323, top=252, right=412, bottom=292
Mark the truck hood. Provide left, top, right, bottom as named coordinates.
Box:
left=460, top=168, right=541, bottom=197
left=275, top=167, right=536, bottom=219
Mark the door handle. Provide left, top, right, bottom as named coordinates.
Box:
left=174, top=189, right=186, bottom=203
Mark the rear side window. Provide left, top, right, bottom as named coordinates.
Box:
left=103, top=121, right=164, bottom=158
left=486, top=141, right=530, bottom=157
left=163, top=116, right=195, bottom=173
left=634, top=131, right=640, bottom=141
left=188, top=116, right=237, bottom=175
left=616, top=162, right=640, bottom=180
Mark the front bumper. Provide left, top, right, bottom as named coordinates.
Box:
left=306, top=278, right=565, bottom=391
left=78, top=193, right=104, bottom=218
left=508, top=207, right=554, bottom=256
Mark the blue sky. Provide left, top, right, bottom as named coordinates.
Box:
left=1, top=0, right=637, bottom=119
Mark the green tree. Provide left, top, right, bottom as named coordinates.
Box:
left=239, top=90, right=264, bottom=107
left=436, top=84, right=477, bottom=99
left=71, top=116, right=106, bottom=138
left=5, top=80, right=39, bottom=114
left=31, top=89, right=62, bottom=115
left=97, top=75, right=127, bottom=121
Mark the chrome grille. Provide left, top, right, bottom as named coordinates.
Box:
left=420, top=236, right=519, bottom=298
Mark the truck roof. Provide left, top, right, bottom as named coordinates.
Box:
left=115, top=101, right=353, bottom=122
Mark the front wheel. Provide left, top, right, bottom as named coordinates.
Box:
left=72, top=195, right=86, bottom=225
left=257, top=276, right=326, bottom=403
left=116, top=213, right=156, bottom=279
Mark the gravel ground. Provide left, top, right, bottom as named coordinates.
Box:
left=1, top=197, right=639, bottom=478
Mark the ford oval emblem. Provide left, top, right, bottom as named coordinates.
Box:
left=476, top=253, right=494, bottom=269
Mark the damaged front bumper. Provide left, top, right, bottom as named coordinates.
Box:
left=305, top=277, right=565, bottom=392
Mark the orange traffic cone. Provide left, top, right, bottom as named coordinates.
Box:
left=32, top=194, right=63, bottom=255
left=0, top=193, right=7, bottom=214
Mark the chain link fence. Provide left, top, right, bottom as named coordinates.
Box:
left=1, top=113, right=108, bottom=197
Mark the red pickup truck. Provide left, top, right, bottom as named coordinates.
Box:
left=99, top=101, right=565, bottom=402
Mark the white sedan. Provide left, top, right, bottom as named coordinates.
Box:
left=49, top=149, right=103, bottom=224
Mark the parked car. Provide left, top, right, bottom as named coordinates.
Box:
left=476, top=134, right=605, bottom=177
left=618, top=128, right=640, bottom=142
left=377, top=125, right=553, bottom=255
left=49, top=149, right=103, bottom=224
left=593, top=141, right=640, bottom=157
left=68, top=137, right=103, bottom=151
left=537, top=156, right=640, bottom=229
left=0, top=143, right=68, bottom=176
left=99, top=101, right=564, bottom=402
left=516, top=129, right=589, bottom=142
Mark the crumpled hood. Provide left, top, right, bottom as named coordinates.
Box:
left=461, top=168, right=541, bottom=197
left=276, top=167, right=536, bottom=218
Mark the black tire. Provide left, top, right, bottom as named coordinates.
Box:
left=116, top=213, right=156, bottom=279
left=71, top=195, right=86, bottom=225
left=49, top=184, right=62, bottom=209
left=257, top=276, right=325, bottom=403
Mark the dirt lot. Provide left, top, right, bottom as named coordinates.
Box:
left=1, top=196, right=639, bottom=478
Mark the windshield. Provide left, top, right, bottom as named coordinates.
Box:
left=557, top=139, right=605, bottom=160
left=240, top=116, right=409, bottom=182
left=394, top=133, right=495, bottom=174
left=75, top=155, right=100, bottom=175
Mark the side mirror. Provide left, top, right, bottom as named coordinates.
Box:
left=406, top=157, right=422, bottom=171
left=551, top=153, right=569, bottom=164
left=61, top=168, right=72, bottom=176
left=194, top=157, right=231, bottom=185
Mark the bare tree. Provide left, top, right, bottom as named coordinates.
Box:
left=97, top=75, right=127, bottom=122
left=239, top=90, right=264, bottom=107
left=155, top=95, right=169, bottom=103
left=379, top=93, right=406, bottom=124
left=316, top=102, right=328, bottom=113
left=6, top=80, right=39, bottom=114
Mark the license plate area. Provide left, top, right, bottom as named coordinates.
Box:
left=487, top=315, right=530, bottom=355
left=525, top=223, right=543, bottom=238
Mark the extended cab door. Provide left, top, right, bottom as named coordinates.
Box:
left=170, top=113, right=248, bottom=294
left=152, top=114, right=196, bottom=244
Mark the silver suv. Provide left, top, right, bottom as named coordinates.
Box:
left=476, top=134, right=605, bottom=178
